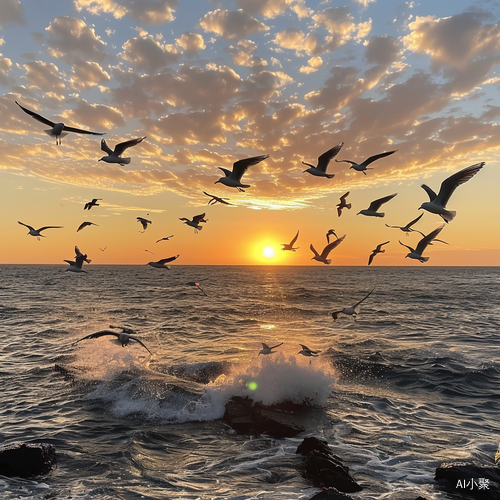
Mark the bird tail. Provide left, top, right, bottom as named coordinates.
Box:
left=325, top=259, right=332, bottom=265
left=419, top=256, right=430, bottom=263
left=45, top=130, right=68, bottom=139
left=120, top=157, right=131, bottom=165
left=325, top=174, right=335, bottom=179
left=375, top=212, right=385, bottom=218
left=197, top=225, right=203, bottom=231
left=441, top=210, right=456, bottom=223
left=345, top=203, right=352, bottom=209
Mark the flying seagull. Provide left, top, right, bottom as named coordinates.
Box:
left=368, top=241, right=390, bottom=266
left=336, top=150, right=397, bottom=175
left=259, top=342, right=283, bottom=355
left=147, top=255, right=180, bottom=269
left=99, top=136, right=146, bottom=165
left=302, top=142, right=343, bottom=179
left=326, top=229, right=338, bottom=243
left=419, top=162, right=485, bottom=223
left=139, top=248, right=155, bottom=255
left=84, top=199, right=101, bottom=210
left=76, top=328, right=152, bottom=355
left=337, top=192, right=351, bottom=217
left=310, top=234, right=346, bottom=265
left=203, top=191, right=232, bottom=205
left=64, top=245, right=91, bottom=273
left=187, top=278, right=209, bottom=296
left=15, top=101, right=105, bottom=145
left=156, top=235, right=174, bottom=243
left=18, top=221, right=62, bottom=240
left=298, top=344, right=320, bottom=364
left=399, top=224, right=445, bottom=263
left=331, top=288, right=374, bottom=321
left=77, top=221, right=98, bottom=232
left=357, top=193, right=397, bottom=217
left=385, top=213, right=424, bottom=235
left=99, top=247, right=107, bottom=252
left=180, top=213, right=207, bottom=233
left=281, top=230, right=299, bottom=251
left=137, top=217, right=152, bottom=232
left=214, top=154, right=269, bottom=192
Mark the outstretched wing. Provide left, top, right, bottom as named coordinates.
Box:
left=435, top=162, right=485, bottom=207
left=157, top=255, right=180, bottom=265
left=363, top=150, right=397, bottom=167
left=18, top=221, right=35, bottom=231
left=38, top=226, right=63, bottom=232
left=231, top=154, right=269, bottom=179
left=309, top=244, right=320, bottom=258
left=192, top=213, right=206, bottom=224
left=421, top=184, right=437, bottom=202
left=269, top=342, right=283, bottom=350
left=76, top=330, right=119, bottom=342
left=368, top=252, right=376, bottom=266
left=320, top=234, right=346, bottom=259
left=376, top=241, right=390, bottom=251
left=415, top=225, right=445, bottom=255
left=100, top=138, right=113, bottom=155
left=352, top=288, right=374, bottom=308
left=63, top=125, right=104, bottom=136
left=114, top=136, right=146, bottom=157
left=367, top=193, right=397, bottom=212
left=317, top=142, right=344, bottom=172
left=15, top=101, right=55, bottom=127
left=261, top=343, right=270, bottom=349
left=289, top=230, right=299, bottom=246
left=399, top=240, right=414, bottom=253
left=340, top=191, right=350, bottom=201
left=406, top=212, right=424, bottom=228
left=129, top=336, right=152, bottom=355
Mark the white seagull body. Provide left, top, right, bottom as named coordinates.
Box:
left=368, top=241, right=390, bottom=266
left=64, top=246, right=91, bottom=273
left=99, top=136, right=146, bottom=165
left=15, top=101, right=105, bottom=145
left=76, top=328, right=152, bottom=355
left=259, top=342, right=283, bottom=355
left=298, top=344, right=320, bottom=364
left=214, top=154, right=269, bottom=192
left=302, top=143, right=343, bottom=179
left=147, top=255, right=179, bottom=269
left=419, top=162, right=485, bottom=223
left=310, top=234, right=346, bottom=265
left=399, top=225, right=445, bottom=263
left=331, top=288, right=374, bottom=321
left=77, top=221, right=98, bottom=232
left=281, top=230, right=299, bottom=251
left=180, top=213, right=207, bottom=233
left=18, top=221, right=62, bottom=240
left=337, top=192, right=351, bottom=217
left=336, top=150, right=397, bottom=175
left=358, top=193, right=397, bottom=217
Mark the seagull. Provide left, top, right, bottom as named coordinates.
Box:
left=368, top=241, right=390, bottom=266
left=147, top=255, right=179, bottom=269
left=187, top=278, right=209, bottom=296
left=203, top=191, right=232, bottom=205
left=180, top=213, right=207, bottom=233
left=337, top=192, right=351, bottom=217
left=99, top=247, right=107, bottom=252
left=156, top=235, right=174, bottom=243
left=310, top=234, right=346, bottom=265
left=18, top=221, right=62, bottom=240
left=76, top=328, right=152, bottom=355
left=77, top=221, right=98, bottom=232
left=84, top=199, right=101, bottom=210
left=15, top=101, right=105, bottom=145
left=139, top=248, right=155, bottom=255
left=399, top=225, right=445, bottom=263
left=419, top=162, right=485, bottom=223
left=385, top=213, right=424, bottom=235
left=99, top=136, right=146, bottom=165
left=137, top=217, right=152, bottom=232
left=302, top=143, right=344, bottom=179
left=281, top=230, right=299, bottom=251
left=259, top=342, right=283, bottom=355
left=335, top=150, right=397, bottom=175
left=357, top=193, right=397, bottom=217
left=214, top=154, right=269, bottom=192
left=64, top=246, right=91, bottom=273
left=298, top=344, right=320, bottom=364
left=326, top=229, right=338, bottom=244
left=331, top=288, right=374, bottom=321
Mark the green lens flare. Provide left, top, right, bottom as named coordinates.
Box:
left=247, top=381, right=258, bottom=391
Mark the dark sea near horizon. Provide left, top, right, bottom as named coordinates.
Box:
left=1, top=265, right=499, bottom=500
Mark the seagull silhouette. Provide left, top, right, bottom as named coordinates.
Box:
left=326, top=229, right=338, bottom=244
left=180, top=213, right=207, bottom=233
left=357, top=193, right=397, bottom=217
left=84, top=199, right=101, bottom=210
left=187, top=278, right=209, bottom=296
left=302, top=143, right=343, bottom=179
left=76, top=327, right=152, bottom=355
left=399, top=225, right=445, bottom=263
left=259, top=342, right=283, bottom=355
left=18, top=221, right=62, bottom=240
left=337, top=192, right=351, bottom=217
left=137, top=217, right=152, bottom=232
left=77, top=221, right=98, bottom=232
left=336, top=150, right=397, bottom=175
left=147, top=255, right=180, bottom=269
left=281, top=230, right=299, bottom=251
left=99, top=137, right=146, bottom=165
left=64, top=246, right=91, bottom=273
left=203, top=191, right=232, bottom=205
left=368, top=242, right=390, bottom=266
left=15, top=101, right=104, bottom=145
left=331, top=289, right=374, bottom=321
left=385, top=213, right=424, bottom=235
left=310, top=234, right=346, bottom=265
left=298, top=344, right=320, bottom=364
left=214, top=154, right=269, bottom=192
left=156, top=235, right=174, bottom=243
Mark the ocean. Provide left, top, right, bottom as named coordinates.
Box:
left=1, top=265, right=499, bottom=499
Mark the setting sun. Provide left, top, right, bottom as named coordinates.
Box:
left=263, top=246, right=276, bottom=258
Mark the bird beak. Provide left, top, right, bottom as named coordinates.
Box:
left=214, top=180, right=220, bottom=184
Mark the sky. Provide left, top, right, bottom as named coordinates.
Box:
left=0, top=0, right=499, bottom=266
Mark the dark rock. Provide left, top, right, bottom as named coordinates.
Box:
left=296, top=437, right=362, bottom=493
left=0, top=443, right=57, bottom=478
left=223, top=396, right=305, bottom=438
left=308, top=486, right=355, bottom=499
left=435, top=461, right=500, bottom=499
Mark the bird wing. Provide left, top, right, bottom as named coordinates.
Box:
left=384, top=224, right=400, bottom=229
left=352, top=288, right=374, bottom=308
left=15, top=101, right=55, bottom=127
left=192, top=213, right=206, bottom=224
left=217, top=167, right=233, bottom=178
left=157, top=255, right=180, bottom=265
left=340, top=191, right=350, bottom=201
left=316, top=142, right=344, bottom=172
left=62, top=125, right=104, bottom=135
left=415, top=225, right=445, bottom=255
left=368, top=252, right=375, bottom=265
left=362, top=150, right=397, bottom=167
left=75, top=245, right=83, bottom=257
left=399, top=241, right=414, bottom=253
left=435, top=162, right=485, bottom=207
left=320, top=234, right=346, bottom=259
left=63, top=260, right=75, bottom=265
left=309, top=244, right=320, bottom=258
left=37, top=226, right=63, bottom=232
left=100, top=138, right=113, bottom=155
left=261, top=343, right=270, bottom=349
left=76, top=330, right=120, bottom=342
left=299, top=344, right=311, bottom=350
left=18, top=221, right=35, bottom=231
left=77, top=222, right=91, bottom=232
left=367, top=193, right=397, bottom=211
left=129, top=336, right=152, bottom=355
left=114, top=136, right=146, bottom=157
left=376, top=241, right=390, bottom=251
left=421, top=184, right=437, bottom=202
left=270, top=342, right=284, bottom=350
left=289, top=230, right=299, bottom=246
left=231, top=154, right=269, bottom=180
left=406, top=212, right=424, bottom=228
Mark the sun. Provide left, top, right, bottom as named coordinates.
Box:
left=263, top=246, right=276, bottom=258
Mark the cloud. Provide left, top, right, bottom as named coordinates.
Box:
left=62, top=101, right=126, bottom=131
left=70, top=61, right=110, bottom=91
left=365, top=35, right=400, bottom=66
left=23, top=61, right=67, bottom=92
left=44, top=16, right=108, bottom=65
left=235, top=0, right=312, bottom=19
left=300, top=56, right=323, bottom=74
left=272, top=28, right=321, bottom=56
left=200, top=9, right=269, bottom=39
left=176, top=32, right=206, bottom=57
left=0, top=0, right=25, bottom=26
left=74, top=0, right=178, bottom=25
left=0, top=54, right=14, bottom=86
left=226, top=39, right=268, bottom=68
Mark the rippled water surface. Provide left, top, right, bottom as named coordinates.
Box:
left=1, top=265, right=499, bottom=499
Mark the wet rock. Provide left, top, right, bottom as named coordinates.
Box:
left=308, top=486, right=355, bottom=499
left=0, top=443, right=57, bottom=478
left=296, top=437, right=362, bottom=493
left=223, top=396, right=305, bottom=438
left=435, top=461, right=500, bottom=499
